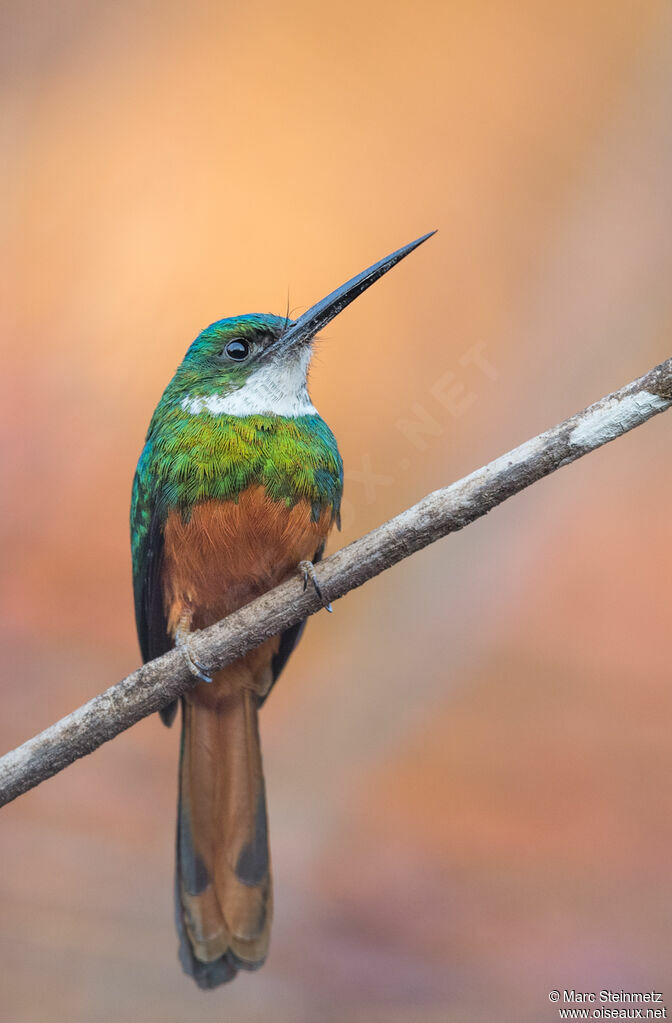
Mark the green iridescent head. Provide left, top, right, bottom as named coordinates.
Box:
left=169, top=231, right=436, bottom=415
left=182, top=313, right=289, bottom=379
left=174, top=313, right=315, bottom=417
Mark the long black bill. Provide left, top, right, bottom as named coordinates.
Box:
left=276, top=230, right=436, bottom=351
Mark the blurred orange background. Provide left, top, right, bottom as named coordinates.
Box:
left=2, top=2, right=672, bottom=1020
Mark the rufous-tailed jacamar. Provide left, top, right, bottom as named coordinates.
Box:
left=130, top=232, right=434, bottom=988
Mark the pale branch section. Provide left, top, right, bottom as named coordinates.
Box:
left=2, top=358, right=672, bottom=808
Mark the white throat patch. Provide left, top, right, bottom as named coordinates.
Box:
left=181, top=346, right=317, bottom=418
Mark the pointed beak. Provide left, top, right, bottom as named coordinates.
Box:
left=274, top=230, right=436, bottom=352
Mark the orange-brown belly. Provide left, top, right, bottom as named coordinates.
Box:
left=162, top=486, right=333, bottom=701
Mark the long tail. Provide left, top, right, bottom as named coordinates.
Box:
left=175, top=683, right=272, bottom=988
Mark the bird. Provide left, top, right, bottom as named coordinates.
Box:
left=130, top=231, right=434, bottom=988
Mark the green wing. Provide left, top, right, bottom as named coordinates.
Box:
left=131, top=444, right=171, bottom=664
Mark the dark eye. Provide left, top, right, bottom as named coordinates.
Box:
left=221, top=338, right=250, bottom=361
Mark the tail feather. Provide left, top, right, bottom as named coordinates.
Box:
left=176, top=683, right=273, bottom=988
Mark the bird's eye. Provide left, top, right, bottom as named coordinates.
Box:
left=221, top=338, right=250, bottom=361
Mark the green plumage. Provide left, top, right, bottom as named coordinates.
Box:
left=132, top=410, right=342, bottom=559
left=130, top=314, right=343, bottom=653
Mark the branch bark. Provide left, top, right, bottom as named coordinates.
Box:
left=2, top=357, right=672, bottom=808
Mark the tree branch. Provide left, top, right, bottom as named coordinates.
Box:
left=2, top=357, right=671, bottom=808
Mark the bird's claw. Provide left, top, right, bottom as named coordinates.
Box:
left=187, top=653, right=213, bottom=684
left=298, top=560, right=333, bottom=613
left=176, top=627, right=213, bottom=683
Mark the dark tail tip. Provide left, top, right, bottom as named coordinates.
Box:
left=174, top=869, right=263, bottom=989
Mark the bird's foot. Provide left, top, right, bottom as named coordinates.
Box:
left=175, top=623, right=213, bottom=684
left=298, top=560, right=332, bottom=613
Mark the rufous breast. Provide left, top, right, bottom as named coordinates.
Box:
left=162, top=485, right=334, bottom=638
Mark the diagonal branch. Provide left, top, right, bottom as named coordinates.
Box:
left=2, top=357, right=671, bottom=808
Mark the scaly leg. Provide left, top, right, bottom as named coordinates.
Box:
left=175, top=614, right=213, bottom=684
left=298, top=560, right=333, bottom=613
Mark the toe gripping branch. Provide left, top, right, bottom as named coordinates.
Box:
left=173, top=562, right=331, bottom=689
left=298, top=560, right=333, bottom=613
left=175, top=621, right=213, bottom=684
